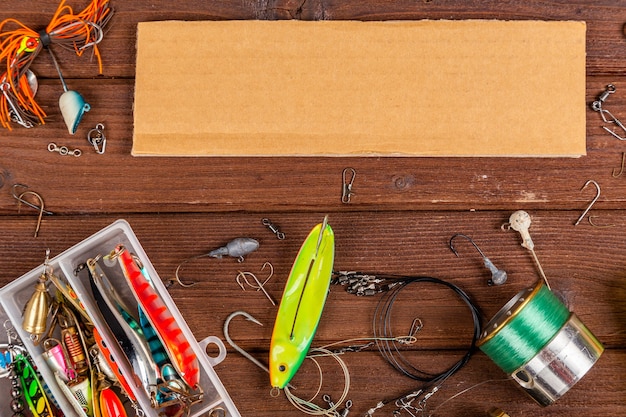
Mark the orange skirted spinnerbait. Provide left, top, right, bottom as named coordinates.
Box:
left=0, top=0, right=112, bottom=130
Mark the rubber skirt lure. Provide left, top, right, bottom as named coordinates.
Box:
left=0, top=0, right=113, bottom=130
left=111, top=245, right=200, bottom=388
left=269, top=216, right=335, bottom=389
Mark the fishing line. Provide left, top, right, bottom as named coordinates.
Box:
left=371, top=275, right=481, bottom=383
left=283, top=347, right=350, bottom=417
left=426, top=378, right=510, bottom=416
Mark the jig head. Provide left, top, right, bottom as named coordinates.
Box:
left=208, top=237, right=259, bottom=262
left=449, top=233, right=507, bottom=286
left=269, top=216, right=335, bottom=389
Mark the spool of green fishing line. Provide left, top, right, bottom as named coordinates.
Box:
left=478, top=280, right=603, bottom=406
left=478, top=281, right=569, bottom=373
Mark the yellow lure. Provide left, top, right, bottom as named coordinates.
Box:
left=269, top=217, right=335, bottom=389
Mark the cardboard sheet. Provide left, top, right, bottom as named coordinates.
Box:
left=132, top=20, right=586, bottom=157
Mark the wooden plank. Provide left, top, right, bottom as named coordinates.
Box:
left=0, top=212, right=622, bottom=345
left=1, top=1, right=625, bottom=415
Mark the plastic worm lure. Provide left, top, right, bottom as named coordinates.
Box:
left=112, top=245, right=200, bottom=388
left=269, top=216, right=335, bottom=389
left=13, top=354, right=55, bottom=417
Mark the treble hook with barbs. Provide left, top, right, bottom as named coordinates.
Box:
left=449, top=234, right=507, bottom=286
left=574, top=180, right=601, bottom=226
left=11, top=184, right=52, bottom=237
left=592, top=84, right=626, bottom=141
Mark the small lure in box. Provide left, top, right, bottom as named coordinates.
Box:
left=0, top=220, right=241, bottom=417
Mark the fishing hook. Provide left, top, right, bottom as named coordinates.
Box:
left=223, top=311, right=271, bottom=376
left=11, top=184, right=53, bottom=214
left=173, top=253, right=214, bottom=288
left=613, top=152, right=626, bottom=177
left=16, top=190, right=46, bottom=237
left=574, top=180, right=601, bottom=226
left=588, top=216, right=615, bottom=228
left=449, top=233, right=507, bottom=286
left=236, top=262, right=276, bottom=306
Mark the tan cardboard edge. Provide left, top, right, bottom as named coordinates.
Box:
left=132, top=19, right=587, bottom=158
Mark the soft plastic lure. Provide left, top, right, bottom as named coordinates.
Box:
left=112, top=245, right=200, bottom=388
left=269, top=216, right=335, bottom=389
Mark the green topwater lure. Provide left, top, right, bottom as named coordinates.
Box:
left=269, top=216, right=335, bottom=389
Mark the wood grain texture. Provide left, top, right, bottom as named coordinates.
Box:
left=1, top=1, right=625, bottom=416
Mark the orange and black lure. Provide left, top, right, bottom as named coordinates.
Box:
left=0, top=0, right=112, bottom=130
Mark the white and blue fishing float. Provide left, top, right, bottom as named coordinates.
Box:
left=478, top=210, right=603, bottom=406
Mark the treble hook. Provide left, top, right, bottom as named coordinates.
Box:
left=449, top=234, right=507, bottom=286
left=223, top=311, right=270, bottom=375
left=574, top=180, right=601, bottom=226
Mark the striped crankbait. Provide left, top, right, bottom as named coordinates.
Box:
left=110, top=245, right=200, bottom=389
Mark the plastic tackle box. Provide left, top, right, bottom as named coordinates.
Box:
left=0, top=219, right=241, bottom=417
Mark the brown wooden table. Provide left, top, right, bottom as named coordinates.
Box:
left=1, top=1, right=625, bottom=416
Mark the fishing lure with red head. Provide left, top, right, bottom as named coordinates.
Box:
left=269, top=216, right=335, bottom=389
left=110, top=245, right=200, bottom=389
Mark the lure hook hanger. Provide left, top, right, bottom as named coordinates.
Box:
left=449, top=234, right=507, bottom=286
left=574, top=179, right=601, bottom=226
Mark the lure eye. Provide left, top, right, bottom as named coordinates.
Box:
left=18, top=37, right=38, bottom=54
left=278, top=364, right=287, bottom=372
